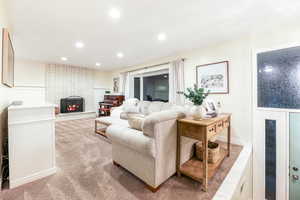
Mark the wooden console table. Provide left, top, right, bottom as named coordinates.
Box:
left=176, top=113, right=231, bottom=191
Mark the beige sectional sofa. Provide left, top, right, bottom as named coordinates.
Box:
left=97, top=100, right=196, bottom=191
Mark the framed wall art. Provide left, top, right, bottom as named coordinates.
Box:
left=113, top=77, right=120, bottom=93
left=2, top=28, right=14, bottom=88
left=196, top=61, right=229, bottom=94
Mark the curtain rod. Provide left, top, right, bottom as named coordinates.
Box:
left=124, top=58, right=185, bottom=74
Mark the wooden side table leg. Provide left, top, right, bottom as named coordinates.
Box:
left=227, top=122, right=231, bottom=157
left=176, top=121, right=181, bottom=177
left=202, top=135, right=208, bottom=192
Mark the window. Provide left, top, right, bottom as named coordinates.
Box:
left=132, top=70, right=169, bottom=102
left=265, top=119, right=276, bottom=200
left=257, top=46, right=300, bottom=109
left=134, top=77, right=141, bottom=99
left=143, top=73, right=169, bottom=102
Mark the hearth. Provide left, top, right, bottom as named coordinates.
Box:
left=60, top=96, right=84, bottom=113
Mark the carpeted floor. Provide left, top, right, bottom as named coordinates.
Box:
left=0, top=118, right=242, bottom=200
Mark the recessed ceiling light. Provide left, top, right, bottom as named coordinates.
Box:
left=157, top=33, right=167, bottom=41
left=75, top=41, right=84, bottom=48
left=117, top=52, right=124, bottom=58
left=109, top=8, right=121, bottom=19
left=96, top=62, right=101, bottom=66
left=61, top=57, right=68, bottom=61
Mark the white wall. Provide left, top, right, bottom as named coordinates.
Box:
left=11, top=59, right=46, bottom=104
left=94, top=70, right=113, bottom=89
left=14, top=59, right=46, bottom=87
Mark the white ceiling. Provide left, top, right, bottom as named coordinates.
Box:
left=7, top=0, right=300, bottom=70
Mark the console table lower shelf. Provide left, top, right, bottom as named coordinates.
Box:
left=179, top=148, right=227, bottom=182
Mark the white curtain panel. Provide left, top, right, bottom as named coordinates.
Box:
left=45, top=64, right=95, bottom=112
left=169, top=59, right=185, bottom=105
left=121, top=72, right=130, bottom=99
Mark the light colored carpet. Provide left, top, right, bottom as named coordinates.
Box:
left=0, top=118, right=242, bottom=200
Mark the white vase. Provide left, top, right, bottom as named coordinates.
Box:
left=191, top=105, right=204, bottom=120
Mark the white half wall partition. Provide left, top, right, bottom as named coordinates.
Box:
left=8, top=104, right=56, bottom=188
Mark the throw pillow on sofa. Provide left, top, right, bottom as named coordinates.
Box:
left=123, top=98, right=140, bottom=113
left=128, top=116, right=145, bottom=131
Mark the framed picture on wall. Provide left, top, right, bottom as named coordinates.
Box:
left=196, top=61, right=229, bottom=94
left=2, top=28, right=14, bottom=88
left=113, top=77, right=120, bottom=93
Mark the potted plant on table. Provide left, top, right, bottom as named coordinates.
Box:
left=178, top=84, right=209, bottom=120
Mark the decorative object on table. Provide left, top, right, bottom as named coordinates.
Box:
left=196, top=61, right=229, bottom=94
left=178, top=84, right=209, bottom=120
left=204, top=99, right=218, bottom=118
left=205, top=99, right=217, bottom=112
left=2, top=28, right=14, bottom=88
left=113, top=77, right=120, bottom=93
left=205, top=112, right=217, bottom=118
left=195, top=141, right=220, bottom=164
left=105, top=91, right=111, bottom=94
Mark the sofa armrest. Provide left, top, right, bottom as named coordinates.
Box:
left=142, top=110, right=185, bottom=137
left=110, top=106, right=123, bottom=117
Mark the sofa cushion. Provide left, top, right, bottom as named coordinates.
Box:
left=96, top=117, right=129, bottom=127
left=139, top=101, right=151, bottom=115
left=161, top=102, right=173, bottom=111
left=148, top=101, right=164, bottom=113
left=106, top=125, right=156, bottom=158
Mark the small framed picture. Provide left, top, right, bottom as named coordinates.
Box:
left=2, top=28, right=14, bottom=88
left=113, top=77, right=120, bottom=93
left=204, top=99, right=217, bottom=113
left=196, top=61, right=229, bottom=94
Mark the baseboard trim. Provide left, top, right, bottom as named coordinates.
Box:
left=10, top=167, right=57, bottom=189
left=56, top=112, right=96, bottom=121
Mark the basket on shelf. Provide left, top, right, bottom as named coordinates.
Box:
left=195, top=141, right=220, bottom=164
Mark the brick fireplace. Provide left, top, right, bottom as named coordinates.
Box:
left=60, top=96, right=84, bottom=113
